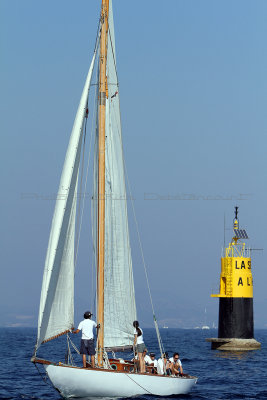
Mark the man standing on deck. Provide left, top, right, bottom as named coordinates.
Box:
left=72, top=311, right=100, bottom=368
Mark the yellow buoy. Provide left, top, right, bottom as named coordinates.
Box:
left=207, top=207, right=261, bottom=350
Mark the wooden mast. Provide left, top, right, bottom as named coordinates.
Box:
left=97, top=0, right=109, bottom=367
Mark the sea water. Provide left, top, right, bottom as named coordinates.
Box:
left=0, top=327, right=266, bottom=400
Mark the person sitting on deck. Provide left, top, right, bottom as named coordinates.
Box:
left=72, top=311, right=100, bottom=368
left=143, top=351, right=157, bottom=366
left=143, top=349, right=150, bottom=364
left=145, top=352, right=158, bottom=374
left=169, top=352, right=183, bottom=375
left=157, top=352, right=171, bottom=375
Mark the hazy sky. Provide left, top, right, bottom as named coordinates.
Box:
left=1, top=0, right=267, bottom=330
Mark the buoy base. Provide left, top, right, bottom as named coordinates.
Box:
left=206, top=338, right=261, bottom=351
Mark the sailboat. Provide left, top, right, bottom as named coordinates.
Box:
left=202, top=308, right=210, bottom=330
left=31, top=1, right=197, bottom=397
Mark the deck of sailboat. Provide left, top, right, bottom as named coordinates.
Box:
left=31, top=356, right=196, bottom=380
left=32, top=357, right=197, bottom=397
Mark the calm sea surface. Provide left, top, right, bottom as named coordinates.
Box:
left=0, top=328, right=266, bottom=400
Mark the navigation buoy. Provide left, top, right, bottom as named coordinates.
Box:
left=207, top=207, right=261, bottom=350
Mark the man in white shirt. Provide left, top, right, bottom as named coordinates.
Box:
left=72, top=311, right=99, bottom=368
left=144, top=352, right=158, bottom=374
left=157, top=352, right=171, bottom=375
left=144, top=351, right=158, bottom=367
left=169, top=352, right=183, bottom=375
left=143, top=349, right=151, bottom=364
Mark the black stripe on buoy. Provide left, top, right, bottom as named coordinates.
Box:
left=218, top=297, right=254, bottom=339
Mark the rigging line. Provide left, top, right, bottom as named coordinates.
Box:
left=66, top=334, right=73, bottom=365
left=91, top=51, right=100, bottom=314
left=110, top=89, right=164, bottom=355
left=112, top=74, right=165, bottom=355
left=74, top=117, right=88, bottom=263
left=107, top=97, right=134, bottom=275
left=68, top=334, right=76, bottom=365
left=73, top=5, right=101, bottom=265
left=108, top=25, right=119, bottom=85
left=93, top=11, right=102, bottom=54
left=122, top=152, right=165, bottom=360
left=125, top=374, right=153, bottom=395
left=90, top=66, right=99, bottom=312
left=74, top=0, right=101, bottom=254
left=68, top=334, right=80, bottom=355
left=33, top=363, right=53, bottom=387
left=104, top=109, right=128, bottom=333
left=108, top=101, right=137, bottom=328
left=103, top=108, right=130, bottom=337
left=74, top=50, right=99, bottom=273
left=106, top=49, right=137, bottom=322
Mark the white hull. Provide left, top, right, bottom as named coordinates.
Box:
left=45, top=365, right=197, bottom=398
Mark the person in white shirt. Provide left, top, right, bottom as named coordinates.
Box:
left=169, top=352, right=183, bottom=375
left=145, top=352, right=158, bottom=374
left=72, top=311, right=99, bottom=368
left=143, top=351, right=158, bottom=367
left=157, top=352, right=171, bottom=375
left=143, top=349, right=150, bottom=364
left=133, top=320, right=146, bottom=373
left=148, top=353, right=158, bottom=368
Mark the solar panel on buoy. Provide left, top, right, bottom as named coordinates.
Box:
left=234, top=229, right=249, bottom=239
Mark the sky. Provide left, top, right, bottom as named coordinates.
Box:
left=1, top=0, right=267, bottom=330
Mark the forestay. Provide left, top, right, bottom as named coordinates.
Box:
left=93, top=0, right=137, bottom=350
left=35, top=53, right=96, bottom=352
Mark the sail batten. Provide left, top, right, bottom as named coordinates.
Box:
left=36, top=53, right=97, bottom=352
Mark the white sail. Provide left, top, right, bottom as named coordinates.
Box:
left=103, top=1, right=137, bottom=349
left=36, top=53, right=96, bottom=351
left=32, top=3, right=198, bottom=398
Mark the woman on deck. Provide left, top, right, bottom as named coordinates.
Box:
left=133, top=320, right=146, bottom=373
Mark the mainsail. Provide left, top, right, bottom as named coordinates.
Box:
left=36, top=0, right=136, bottom=353
left=93, top=1, right=137, bottom=350
left=36, top=53, right=96, bottom=351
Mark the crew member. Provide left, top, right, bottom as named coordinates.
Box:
left=169, top=352, right=183, bottom=375
left=72, top=311, right=99, bottom=368
left=133, top=320, right=146, bottom=373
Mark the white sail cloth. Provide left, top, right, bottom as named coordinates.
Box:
left=101, top=1, right=137, bottom=349
left=36, top=53, right=96, bottom=351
